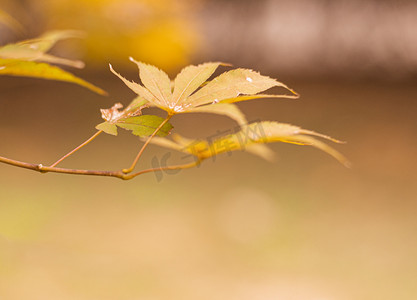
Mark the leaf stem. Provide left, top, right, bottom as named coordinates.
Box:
left=125, top=159, right=201, bottom=180
left=122, top=114, right=173, bottom=174
left=49, top=130, right=103, bottom=167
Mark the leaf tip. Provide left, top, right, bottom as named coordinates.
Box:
left=285, top=87, right=300, bottom=99
left=292, top=91, right=300, bottom=99
left=98, top=89, right=109, bottom=97
left=72, top=60, right=85, bottom=69
left=220, top=62, right=233, bottom=67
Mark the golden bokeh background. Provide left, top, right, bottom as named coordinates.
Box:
left=1, top=1, right=416, bottom=299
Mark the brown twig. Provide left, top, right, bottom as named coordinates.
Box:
left=0, top=154, right=201, bottom=180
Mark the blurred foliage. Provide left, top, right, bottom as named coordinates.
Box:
left=0, top=30, right=107, bottom=95
left=151, top=121, right=349, bottom=166
left=0, top=8, right=24, bottom=34
left=38, top=0, right=202, bottom=71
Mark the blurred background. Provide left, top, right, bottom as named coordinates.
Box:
left=0, top=0, right=416, bottom=299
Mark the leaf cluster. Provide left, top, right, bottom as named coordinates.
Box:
left=98, top=59, right=348, bottom=167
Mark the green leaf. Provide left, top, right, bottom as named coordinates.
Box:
left=186, top=68, right=297, bottom=107
left=185, top=103, right=247, bottom=126
left=0, top=59, right=107, bottom=95
left=129, top=57, right=172, bottom=108
left=116, top=115, right=173, bottom=137
left=98, top=101, right=172, bottom=137
left=97, top=99, right=154, bottom=137
left=96, top=122, right=118, bottom=136
left=171, top=62, right=223, bottom=107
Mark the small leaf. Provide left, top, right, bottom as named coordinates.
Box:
left=186, top=68, right=297, bottom=107
left=0, top=59, right=107, bottom=95
left=96, top=122, right=118, bottom=136
left=185, top=103, right=247, bottom=126
left=100, top=103, right=125, bottom=123
left=129, top=57, right=172, bottom=108
left=116, top=115, right=173, bottom=137
left=172, top=62, right=223, bottom=107
left=98, top=100, right=153, bottom=136
left=100, top=98, right=149, bottom=123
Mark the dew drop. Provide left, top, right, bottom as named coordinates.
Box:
left=246, top=77, right=253, bottom=82
left=212, top=99, right=219, bottom=104
left=174, top=105, right=184, bottom=112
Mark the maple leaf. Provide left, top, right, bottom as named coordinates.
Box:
left=110, top=58, right=299, bottom=125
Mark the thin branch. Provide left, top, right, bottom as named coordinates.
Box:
left=49, top=130, right=103, bottom=167
left=122, top=114, right=173, bottom=174
left=0, top=154, right=124, bottom=178
left=0, top=154, right=201, bottom=180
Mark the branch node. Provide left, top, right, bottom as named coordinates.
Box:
left=120, top=174, right=132, bottom=180
left=37, top=164, right=48, bottom=173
